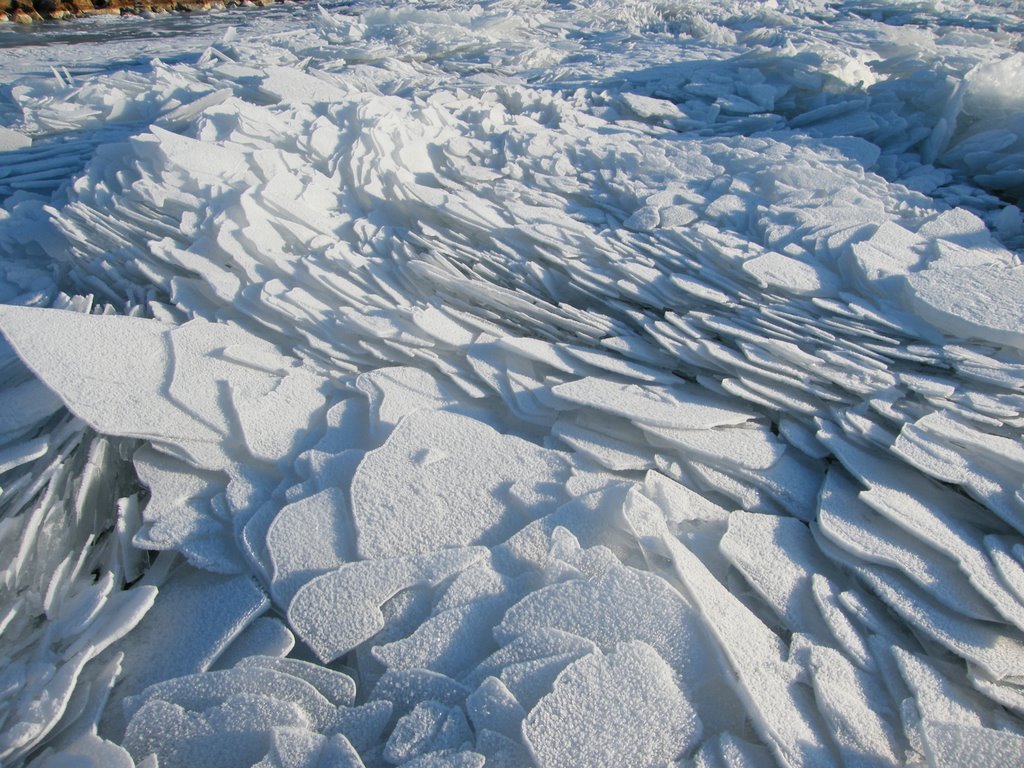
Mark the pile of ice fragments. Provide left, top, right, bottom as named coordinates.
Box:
left=1, top=0, right=1024, bottom=765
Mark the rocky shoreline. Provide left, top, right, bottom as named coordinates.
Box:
left=2, top=0, right=282, bottom=23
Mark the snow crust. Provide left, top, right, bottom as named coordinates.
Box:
left=1, top=0, right=1024, bottom=766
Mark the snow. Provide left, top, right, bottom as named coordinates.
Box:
left=522, top=641, right=702, bottom=768
left=1, top=0, right=1024, bottom=765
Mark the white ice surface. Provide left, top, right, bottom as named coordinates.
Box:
left=1, top=1, right=1024, bottom=766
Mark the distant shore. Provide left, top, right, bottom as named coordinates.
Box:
left=2, top=0, right=292, bottom=24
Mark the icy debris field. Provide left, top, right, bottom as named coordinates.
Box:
left=1, top=0, right=1024, bottom=765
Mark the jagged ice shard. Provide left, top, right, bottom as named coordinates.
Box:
left=1, top=0, right=1024, bottom=765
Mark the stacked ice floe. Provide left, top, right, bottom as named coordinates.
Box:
left=1, top=0, right=1024, bottom=766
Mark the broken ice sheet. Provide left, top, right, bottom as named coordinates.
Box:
left=99, top=564, right=268, bottom=740
left=0, top=307, right=220, bottom=462
left=355, top=366, right=466, bottom=444
left=7, top=1, right=1024, bottom=765
left=371, top=589, right=520, bottom=680
left=907, top=262, right=1024, bottom=352
left=816, top=466, right=1002, bottom=622
left=551, top=377, right=755, bottom=430
left=287, top=547, right=488, bottom=663
left=266, top=486, right=354, bottom=606
left=351, top=409, right=572, bottom=560
left=383, top=700, right=473, bottom=764
left=132, top=445, right=242, bottom=574
left=720, top=511, right=844, bottom=640
left=920, top=719, right=1024, bottom=768
left=523, top=642, right=702, bottom=768
left=640, top=421, right=786, bottom=472
left=0, top=308, right=329, bottom=471
left=494, top=559, right=716, bottom=705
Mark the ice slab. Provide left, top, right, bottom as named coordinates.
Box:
left=805, top=644, right=902, bottom=765
left=211, top=617, right=295, bottom=670
left=907, top=263, right=1024, bottom=351
left=921, top=720, right=1024, bottom=768
left=355, top=366, right=463, bottom=443
left=655, top=522, right=838, bottom=765
left=0, top=308, right=327, bottom=470
left=465, top=677, right=526, bottom=741
left=383, top=701, right=473, bottom=764
left=720, top=511, right=838, bottom=639
left=817, top=467, right=1001, bottom=622
left=372, top=592, right=517, bottom=679
left=122, top=696, right=309, bottom=768
left=7, top=1, right=1024, bottom=763
left=288, top=547, right=487, bottom=663
left=0, top=126, right=31, bottom=151
left=640, top=422, right=785, bottom=471
left=859, top=567, right=1024, bottom=682
left=550, top=377, right=754, bottom=430
left=267, top=487, right=354, bottom=606
left=29, top=733, right=135, bottom=768
left=523, top=642, right=701, bottom=768
left=0, top=307, right=216, bottom=455
left=132, top=446, right=241, bottom=573
left=370, top=669, right=469, bottom=723
left=496, top=561, right=710, bottom=696
left=351, top=409, right=571, bottom=559
left=741, top=251, right=841, bottom=297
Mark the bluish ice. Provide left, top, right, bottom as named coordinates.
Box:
left=1, top=1, right=1024, bottom=765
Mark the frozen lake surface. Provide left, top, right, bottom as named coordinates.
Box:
left=1, top=1, right=1024, bottom=765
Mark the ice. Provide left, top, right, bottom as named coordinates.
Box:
left=466, top=628, right=597, bottom=692
left=550, top=415, right=655, bottom=471
left=355, top=366, right=466, bottom=442
left=210, top=618, right=295, bottom=671
left=816, top=467, right=1001, bottom=621
left=0, top=126, right=31, bottom=151
left=474, top=730, right=532, bottom=768
left=4, top=0, right=1024, bottom=763
left=370, top=669, right=469, bottom=723
left=0, top=308, right=215, bottom=451
left=523, top=642, right=701, bottom=768
left=465, top=677, right=526, bottom=740
left=920, top=720, right=1024, bottom=768
left=236, top=657, right=356, bottom=709
left=251, top=728, right=361, bottom=768
left=0, top=309, right=328, bottom=470
left=741, top=251, right=841, bottom=297
left=720, top=511, right=840, bottom=639
left=266, top=487, right=353, bottom=606
left=551, top=377, right=754, bottom=430
left=805, top=644, right=903, bottom=766
left=691, top=732, right=774, bottom=768
left=653, top=525, right=838, bottom=764
left=119, top=669, right=381, bottom=768
left=907, top=262, right=1024, bottom=351
left=132, top=446, right=240, bottom=573
left=383, top=701, right=473, bottom=764
left=122, top=696, right=309, bottom=768
left=287, top=547, right=487, bottom=663
left=640, top=422, right=785, bottom=472
left=99, top=565, right=267, bottom=737
left=497, top=484, right=634, bottom=571
left=351, top=409, right=571, bottom=560
left=859, top=568, right=1024, bottom=682
left=893, top=646, right=991, bottom=729
left=495, top=562, right=710, bottom=693
left=372, top=591, right=518, bottom=679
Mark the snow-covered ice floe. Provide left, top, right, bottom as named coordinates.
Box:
left=1, top=0, right=1024, bottom=765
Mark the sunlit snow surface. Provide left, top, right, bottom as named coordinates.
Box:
left=1, top=0, right=1024, bottom=765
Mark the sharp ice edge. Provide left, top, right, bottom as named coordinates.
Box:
left=1, top=1, right=1024, bottom=766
